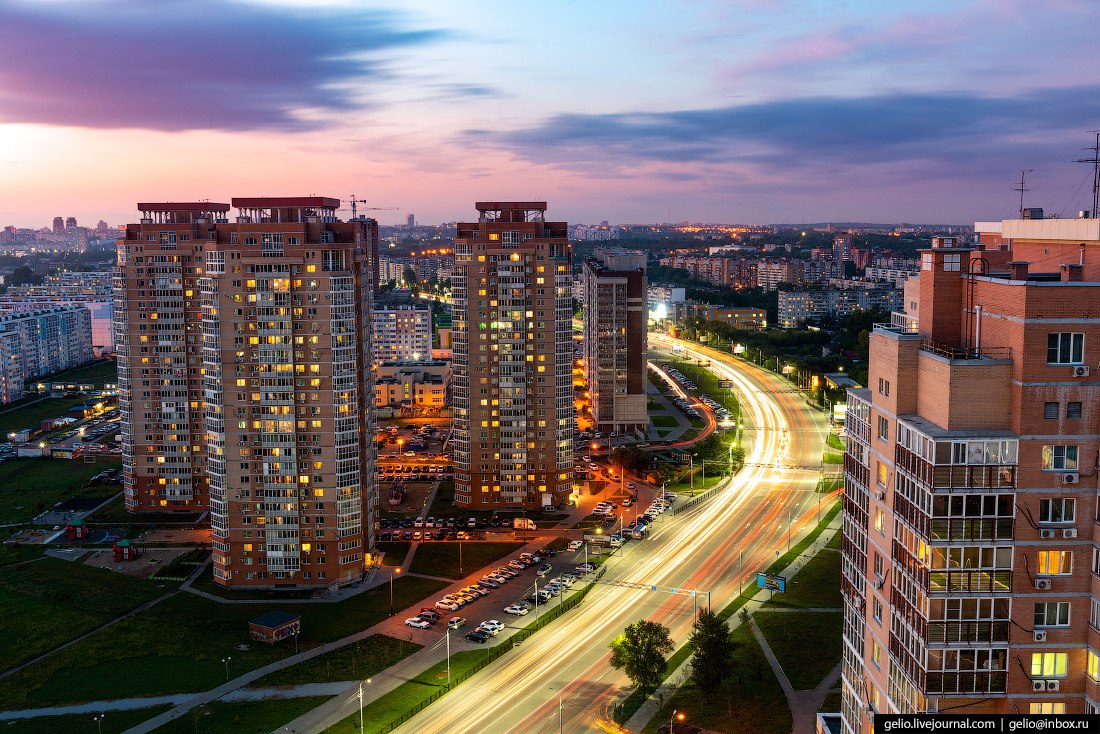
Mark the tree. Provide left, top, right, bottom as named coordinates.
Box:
left=688, top=608, right=736, bottom=703
left=402, top=266, right=417, bottom=288
left=609, top=620, right=674, bottom=693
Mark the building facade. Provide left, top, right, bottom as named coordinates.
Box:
left=0, top=305, right=94, bottom=384
left=116, top=198, right=377, bottom=590
left=841, top=224, right=1100, bottom=732
left=372, top=305, right=432, bottom=363
left=778, top=287, right=903, bottom=328
left=451, top=202, right=573, bottom=510
left=582, top=249, right=648, bottom=436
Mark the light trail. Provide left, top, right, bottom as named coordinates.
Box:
left=377, top=333, right=828, bottom=734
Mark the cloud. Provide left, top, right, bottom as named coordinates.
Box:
left=0, top=0, right=445, bottom=131
left=462, top=85, right=1100, bottom=179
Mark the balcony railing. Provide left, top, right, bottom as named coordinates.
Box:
left=920, top=339, right=1011, bottom=361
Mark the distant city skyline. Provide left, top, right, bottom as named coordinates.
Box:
left=0, top=0, right=1098, bottom=227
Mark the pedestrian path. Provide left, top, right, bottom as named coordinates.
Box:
left=750, top=617, right=841, bottom=734
left=0, top=683, right=356, bottom=720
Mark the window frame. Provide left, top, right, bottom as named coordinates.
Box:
left=1047, top=332, right=1084, bottom=365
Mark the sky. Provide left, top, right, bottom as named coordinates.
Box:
left=1, top=0, right=1099, bottom=228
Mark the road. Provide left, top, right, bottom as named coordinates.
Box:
left=386, top=334, right=829, bottom=734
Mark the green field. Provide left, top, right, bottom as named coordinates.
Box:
left=1, top=705, right=171, bottom=734
left=0, top=397, right=94, bottom=436
left=31, top=359, right=118, bottom=388
left=642, top=622, right=791, bottom=734
left=648, top=414, right=680, bottom=428
left=665, top=360, right=741, bottom=413
left=762, top=547, right=842, bottom=609
left=250, top=634, right=421, bottom=687
left=0, top=575, right=448, bottom=708
left=408, top=541, right=525, bottom=579
left=754, top=611, right=843, bottom=689
left=149, top=696, right=330, bottom=734
left=0, top=457, right=122, bottom=524
left=0, top=558, right=167, bottom=672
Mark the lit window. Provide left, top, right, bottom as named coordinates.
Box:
left=1030, top=652, right=1068, bottom=678
left=1042, top=445, right=1078, bottom=471
left=1037, top=550, right=1072, bottom=575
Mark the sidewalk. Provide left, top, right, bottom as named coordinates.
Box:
left=624, top=511, right=842, bottom=732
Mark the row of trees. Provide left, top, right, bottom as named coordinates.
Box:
left=609, top=608, right=737, bottom=706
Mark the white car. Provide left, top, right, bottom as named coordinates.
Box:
left=503, top=604, right=530, bottom=616
left=567, top=540, right=583, bottom=551
left=435, top=600, right=460, bottom=611
left=405, top=617, right=431, bottom=629
left=480, top=619, right=505, bottom=633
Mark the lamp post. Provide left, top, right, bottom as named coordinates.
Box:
left=93, top=714, right=105, bottom=734
left=689, top=454, right=694, bottom=494
left=221, top=656, right=231, bottom=683
left=671, top=708, right=685, bottom=733
left=390, top=567, right=401, bottom=616
left=446, top=627, right=452, bottom=686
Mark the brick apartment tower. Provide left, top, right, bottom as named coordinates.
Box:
left=581, top=249, right=648, bottom=437
left=451, top=202, right=574, bottom=510
left=841, top=216, right=1100, bottom=730
left=116, top=198, right=377, bottom=589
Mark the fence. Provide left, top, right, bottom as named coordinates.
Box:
left=671, top=477, right=730, bottom=516
left=376, top=567, right=607, bottom=734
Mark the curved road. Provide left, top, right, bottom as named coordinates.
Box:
left=386, top=333, right=830, bottom=734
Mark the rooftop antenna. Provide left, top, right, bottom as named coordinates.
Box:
left=1012, top=169, right=1033, bottom=216
left=1074, top=131, right=1100, bottom=217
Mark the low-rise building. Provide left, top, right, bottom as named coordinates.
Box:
left=375, top=360, right=449, bottom=409
left=778, top=287, right=903, bottom=327
left=372, top=305, right=432, bottom=363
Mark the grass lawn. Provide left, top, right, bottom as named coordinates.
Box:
left=826, top=433, right=844, bottom=451
left=0, top=396, right=91, bottom=435
left=408, top=541, right=524, bottom=579
left=826, top=530, right=841, bottom=550
left=754, top=611, right=842, bottom=689
left=0, top=557, right=168, bottom=672
left=0, top=543, right=47, bottom=567
left=324, top=649, right=497, bottom=734
left=666, top=473, right=724, bottom=495
left=425, top=480, right=456, bottom=518
left=0, top=575, right=448, bottom=708
left=649, top=414, right=680, bottom=428
left=149, top=696, right=331, bottom=734
left=762, top=548, right=841, bottom=609
left=250, top=634, right=421, bottom=687
left=375, top=542, right=411, bottom=567
left=2, top=705, right=171, bottom=734
left=823, top=450, right=844, bottom=465
left=642, top=622, right=790, bottom=734
left=0, top=457, right=122, bottom=524
left=820, top=689, right=842, bottom=712
left=31, top=359, right=118, bottom=388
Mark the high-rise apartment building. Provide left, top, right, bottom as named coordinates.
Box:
left=372, top=305, right=432, bottom=363
left=451, top=202, right=573, bottom=510
left=841, top=218, right=1100, bottom=731
left=582, top=248, right=648, bottom=436
left=116, top=197, right=377, bottom=589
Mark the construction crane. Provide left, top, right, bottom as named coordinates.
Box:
left=346, top=195, right=398, bottom=220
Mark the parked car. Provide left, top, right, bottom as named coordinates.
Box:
left=464, top=630, right=489, bottom=643
left=447, top=617, right=467, bottom=630
left=405, top=617, right=431, bottom=629
left=504, top=604, right=530, bottom=616
left=567, top=540, right=583, bottom=551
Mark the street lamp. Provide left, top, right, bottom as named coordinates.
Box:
left=93, top=713, right=105, bottom=734
left=390, top=567, right=401, bottom=615
left=671, top=708, right=685, bottom=733
left=221, top=656, right=231, bottom=682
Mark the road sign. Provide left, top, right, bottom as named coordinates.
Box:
left=717, top=380, right=733, bottom=389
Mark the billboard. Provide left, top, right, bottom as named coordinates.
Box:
left=756, top=572, right=786, bottom=593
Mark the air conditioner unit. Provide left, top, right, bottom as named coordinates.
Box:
left=873, top=578, right=884, bottom=590
left=1033, top=680, right=1047, bottom=692
left=876, top=491, right=886, bottom=501
left=1073, top=366, right=1090, bottom=377
left=1036, top=578, right=1052, bottom=590
left=1034, top=629, right=1048, bottom=642
left=1040, top=528, right=1056, bottom=539
left=1063, top=528, right=1078, bottom=539
left=1062, top=473, right=1079, bottom=485
left=1047, top=679, right=1061, bottom=692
